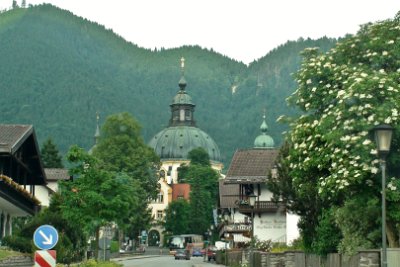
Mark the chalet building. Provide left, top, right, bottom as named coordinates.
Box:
left=147, top=58, right=223, bottom=246
left=35, top=168, right=70, bottom=207
left=0, top=124, right=46, bottom=238
left=220, top=115, right=293, bottom=247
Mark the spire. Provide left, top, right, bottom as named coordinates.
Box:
left=169, top=57, right=196, bottom=127
left=94, top=112, right=100, bottom=144
left=178, top=57, right=187, bottom=90
left=260, top=109, right=268, bottom=134
left=254, top=109, right=274, bottom=148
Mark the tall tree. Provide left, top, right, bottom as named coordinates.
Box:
left=164, top=199, right=191, bottom=235
left=92, top=112, right=160, bottom=241
left=60, top=145, right=138, bottom=259
left=270, top=12, right=400, bottom=254
left=179, top=148, right=219, bottom=235
left=92, top=112, right=160, bottom=199
left=41, top=138, right=64, bottom=168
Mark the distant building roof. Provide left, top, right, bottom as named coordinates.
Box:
left=44, top=168, right=70, bottom=181
left=0, top=124, right=46, bottom=185
left=224, top=148, right=279, bottom=184
left=0, top=124, right=33, bottom=153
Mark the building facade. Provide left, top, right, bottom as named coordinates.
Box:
left=220, top=115, right=294, bottom=247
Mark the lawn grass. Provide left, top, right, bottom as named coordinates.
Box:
left=0, top=248, right=26, bottom=260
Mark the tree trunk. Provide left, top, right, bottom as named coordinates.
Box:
left=386, top=221, right=399, bottom=248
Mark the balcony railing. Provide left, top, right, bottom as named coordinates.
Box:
left=238, top=201, right=285, bottom=214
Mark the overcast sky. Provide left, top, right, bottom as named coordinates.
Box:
left=1, top=0, right=400, bottom=64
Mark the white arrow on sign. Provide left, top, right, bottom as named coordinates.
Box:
left=39, top=230, right=53, bottom=245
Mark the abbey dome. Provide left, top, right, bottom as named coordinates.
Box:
left=148, top=58, right=221, bottom=163
left=149, top=126, right=221, bottom=162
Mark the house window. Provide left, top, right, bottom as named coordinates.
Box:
left=157, top=210, right=163, bottom=219
left=167, top=166, right=172, bottom=176
left=157, top=192, right=164, bottom=203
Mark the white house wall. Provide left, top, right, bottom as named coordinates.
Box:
left=35, top=186, right=51, bottom=207
left=258, top=184, right=274, bottom=200
left=253, top=212, right=286, bottom=243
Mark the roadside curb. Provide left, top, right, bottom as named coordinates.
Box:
left=111, top=255, right=161, bottom=262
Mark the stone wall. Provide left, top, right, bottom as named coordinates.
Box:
left=0, top=255, right=33, bottom=267
left=249, top=250, right=381, bottom=267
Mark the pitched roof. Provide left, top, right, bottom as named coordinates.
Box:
left=44, top=168, right=70, bottom=181
left=225, top=148, right=279, bottom=184
left=0, top=124, right=46, bottom=185
left=0, top=125, right=33, bottom=153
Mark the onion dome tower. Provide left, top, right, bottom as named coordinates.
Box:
left=148, top=58, right=221, bottom=163
left=254, top=112, right=275, bottom=148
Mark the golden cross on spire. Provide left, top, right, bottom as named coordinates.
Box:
left=180, top=57, right=185, bottom=76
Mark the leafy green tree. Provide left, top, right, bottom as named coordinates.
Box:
left=60, top=145, right=138, bottom=259
left=271, top=12, right=400, bottom=253
left=92, top=112, right=160, bottom=199
left=188, top=147, right=211, bottom=166
left=164, top=199, right=191, bottom=235
left=41, top=138, right=64, bottom=168
left=179, top=148, right=219, bottom=235
left=92, top=112, right=160, bottom=242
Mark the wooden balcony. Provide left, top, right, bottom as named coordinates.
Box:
left=238, top=201, right=285, bottom=214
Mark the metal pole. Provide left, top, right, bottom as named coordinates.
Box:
left=251, top=208, right=254, bottom=267
left=381, top=160, right=387, bottom=267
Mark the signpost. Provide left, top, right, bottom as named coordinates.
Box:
left=33, top=225, right=59, bottom=267
left=34, top=225, right=59, bottom=250
left=34, top=250, right=56, bottom=267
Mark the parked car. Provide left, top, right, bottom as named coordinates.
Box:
left=175, top=249, right=190, bottom=260
left=192, top=248, right=203, bottom=257
left=207, top=247, right=217, bottom=261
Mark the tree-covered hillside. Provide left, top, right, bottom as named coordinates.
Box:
left=0, top=4, right=337, bottom=167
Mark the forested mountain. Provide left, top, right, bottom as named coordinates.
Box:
left=0, top=4, right=337, bottom=167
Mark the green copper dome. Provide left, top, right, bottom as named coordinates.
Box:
left=254, top=114, right=275, bottom=148
left=149, top=126, right=221, bottom=161
left=149, top=57, right=221, bottom=162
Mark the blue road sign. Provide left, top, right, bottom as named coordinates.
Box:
left=33, top=225, right=59, bottom=250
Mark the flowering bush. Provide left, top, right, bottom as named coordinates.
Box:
left=277, top=11, right=400, bottom=252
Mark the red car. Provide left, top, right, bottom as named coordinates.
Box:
left=207, top=247, right=217, bottom=261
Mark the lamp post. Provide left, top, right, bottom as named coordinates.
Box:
left=248, top=193, right=257, bottom=243
left=248, top=193, right=257, bottom=267
left=374, top=124, right=394, bottom=267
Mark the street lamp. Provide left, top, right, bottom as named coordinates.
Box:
left=248, top=193, right=257, bottom=267
left=374, top=124, right=394, bottom=267
left=248, top=193, right=257, bottom=244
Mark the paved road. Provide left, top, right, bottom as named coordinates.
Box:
left=113, top=254, right=220, bottom=267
